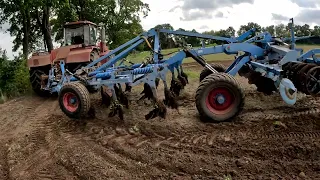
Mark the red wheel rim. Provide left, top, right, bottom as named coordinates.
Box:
left=63, top=92, right=79, bottom=112
left=205, top=87, right=235, bottom=115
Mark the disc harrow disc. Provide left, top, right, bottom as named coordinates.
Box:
left=287, top=63, right=301, bottom=80
left=282, top=62, right=296, bottom=78
left=306, top=66, right=320, bottom=96
left=296, top=64, right=317, bottom=94
left=292, top=63, right=308, bottom=87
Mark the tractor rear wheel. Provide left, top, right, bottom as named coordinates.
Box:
left=195, top=73, right=244, bottom=122
left=58, top=82, right=91, bottom=119
left=199, top=63, right=227, bottom=82
left=29, top=68, right=50, bottom=97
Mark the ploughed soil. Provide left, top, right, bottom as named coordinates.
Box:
left=0, top=60, right=319, bottom=180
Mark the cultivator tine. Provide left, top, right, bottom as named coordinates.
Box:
left=162, top=78, right=179, bottom=110
left=145, top=99, right=167, bottom=120
left=107, top=86, right=125, bottom=120
left=101, top=85, right=112, bottom=107
left=163, top=87, right=178, bottom=109
left=180, top=65, right=189, bottom=84
left=114, top=84, right=129, bottom=109
left=139, top=83, right=154, bottom=100
left=155, top=78, right=160, bottom=88
left=125, top=83, right=132, bottom=92
left=170, top=71, right=184, bottom=96
left=145, top=83, right=167, bottom=120
left=177, top=67, right=188, bottom=87
left=108, top=102, right=124, bottom=120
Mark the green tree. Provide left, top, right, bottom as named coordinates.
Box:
left=0, top=0, right=54, bottom=58
left=262, top=25, right=275, bottom=36
left=237, top=22, right=262, bottom=36
left=51, top=0, right=150, bottom=49
left=311, top=26, right=320, bottom=36
left=154, top=24, right=174, bottom=49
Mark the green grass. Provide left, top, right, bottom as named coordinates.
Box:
left=184, top=70, right=200, bottom=79
left=125, top=44, right=320, bottom=65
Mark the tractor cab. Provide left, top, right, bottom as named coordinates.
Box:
left=63, top=21, right=98, bottom=46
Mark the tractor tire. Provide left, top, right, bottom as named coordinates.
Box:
left=195, top=73, right=244, bottom=123
left=199, top=63, right=227, bottom=82
left=29, top=69, right=51, bottom=97
left=58, top=82, right=91, bottom=119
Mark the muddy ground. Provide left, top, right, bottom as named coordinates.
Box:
left=0, top=60, right=319, bottom=180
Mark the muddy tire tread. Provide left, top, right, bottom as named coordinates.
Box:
left=199, top=63, right=227, bottom=82
left=59, top=82, right=91, bottom=119
left=195, top=73, right=245, bottom=122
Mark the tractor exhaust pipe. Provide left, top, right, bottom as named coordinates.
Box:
left=100, top=25, right=106, bottom=53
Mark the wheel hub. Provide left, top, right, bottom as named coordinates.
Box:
left=63, top=92, right=79, bottom=112
left=69, top=97, right=77, bottom=104
left=215, top=94, right=225, bottom=104
left=206, top=87, right=234, bottom=115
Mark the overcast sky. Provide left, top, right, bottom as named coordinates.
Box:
left=0, top=0, right=319, bottom=59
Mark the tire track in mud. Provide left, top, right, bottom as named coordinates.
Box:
left=83, top=125, right=320, bottom=178
left=0, top=143, right=10, bottom=180
left=75, top=120, right=320, bottom=152
left=4, top=98, right=68, bottom=180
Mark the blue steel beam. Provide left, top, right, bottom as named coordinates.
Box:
left=236, top=28, right=256, bottom=42
left=95, top=39, right=146, bottom=72
left=297, top=49, right=320, bottom=62
left=85, top=32, right=149, bottom=68
left=159, top=29, right=238, bottom=43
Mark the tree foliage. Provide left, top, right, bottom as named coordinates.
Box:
left=50, top=0, right=150, bottom=49
left=0, top=49, right=31, bottom=99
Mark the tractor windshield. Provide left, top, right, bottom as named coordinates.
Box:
left=65, top=26, right=85, bottom=45
left=89, top=25, right=97, bottom=45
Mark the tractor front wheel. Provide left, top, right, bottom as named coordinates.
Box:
left=199, top=63, right=227, bottom=82
left=195, top=73, right=244, bottom=122
left=29, top=68, right=51, bottom=97
left=59, top=82, right=91, bottom=119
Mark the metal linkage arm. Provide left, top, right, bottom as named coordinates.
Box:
left=297, top=49, right=320, bottom=63
left=159, top=29, right=238, bottom=43
left=163, top=43, right=265, bottom=71
left=236, top=28, right=257, bottom=42
left=95, top=39, right=146, bottom=72
left=244, top=32, right=273, bottom=43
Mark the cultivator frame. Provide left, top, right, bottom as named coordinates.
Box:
left=45, top=18, right=320, bottom=122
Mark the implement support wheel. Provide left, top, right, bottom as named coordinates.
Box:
left=196, top=73, right=244, bottom=122
left=59, top=82, right=91, bottom=119
left=199, top=63, right=227, bottom=82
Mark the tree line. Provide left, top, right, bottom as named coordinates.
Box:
left=0, top=0, right=150, bottom=59
left=0, top=0, right=320, bottom=58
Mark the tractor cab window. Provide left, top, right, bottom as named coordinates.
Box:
left=89, top=25, right=97, bottom=45
left=64, top=26, right=85, bottom=45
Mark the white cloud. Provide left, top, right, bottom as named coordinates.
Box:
left=0, top=0, right=319, bottom=59
left=140, top=0, right=302, bottom=31
left=0, top=32, right=17, bottom=59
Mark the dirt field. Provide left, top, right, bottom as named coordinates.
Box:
left=0, top=61, right=319, bottom=180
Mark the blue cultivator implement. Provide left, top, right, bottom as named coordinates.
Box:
left=46, top=18, right=319, bottom=122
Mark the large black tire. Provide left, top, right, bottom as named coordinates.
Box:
left=29, top=68, right=51, bottom=97
left=199, top=63, right=227, bottom=82
left=58, top=82, right=91, bottom=119
left=195, top=73, right=244, bottom=123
